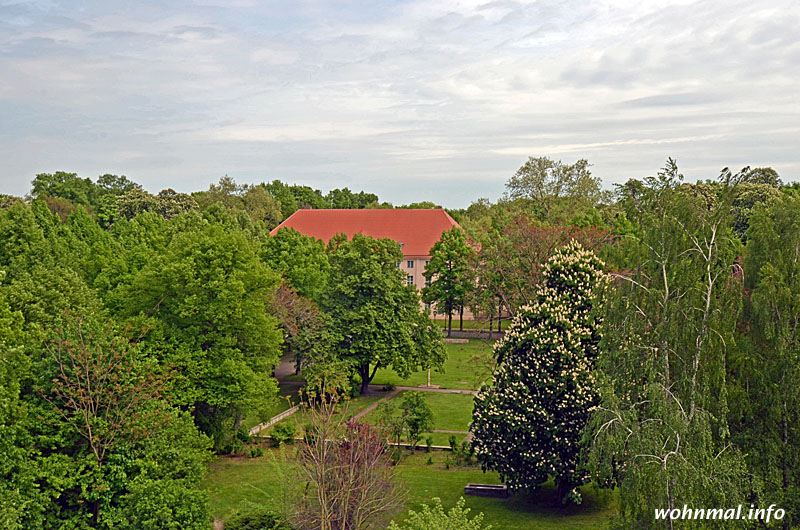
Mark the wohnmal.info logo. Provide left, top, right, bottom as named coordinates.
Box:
left=655, top=504, right=785, bottom=524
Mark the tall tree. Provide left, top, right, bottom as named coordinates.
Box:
left=504, top=157, right=601, bottom=222
left=422, top=227, right=474, bottom=336
left=730, top=196, right=800, bottom=529
left=262, top=227, right=330, bottom=302
left=122, top=223, right=283, bottom=448
left=471, top=241, right=608, bottom=504
left=323, top=234, right=445, bottom=394
left=586, top=161, right=750, bottom=528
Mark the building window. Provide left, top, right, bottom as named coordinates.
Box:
left=407, top=260, right=414, bottom=268
left=425, top=302, right=431, bottom=310
left=425, top=260, right=430, bottom=267
left=396, top=262, right=400, bottom=268
left=407, top=275, right=414, bottom=286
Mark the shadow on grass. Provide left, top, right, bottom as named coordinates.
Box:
left=500, top=481, right=617, bottom=517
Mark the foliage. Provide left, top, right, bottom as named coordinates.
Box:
left=388, top=497, right=491, bottom=530
left=122, top=222, right=283, bottom=450
left=293, top=396, right=404, bottom=530
left=586, top=161, right=750, bottom=528
left=471, top=241, right=608, bottom=504
left=193, top=177, right=283, bottom=229
left=504, top=157, right=602, bottom=222
left=729, top=196, right=800, bottom=527
left=116, top=187, right=198, bottom=220
left=263, top=228, right=330, bottom=302
left=322, top=234, right=445, bottom=393
left=269, top=283, right=330, bottom=373
left=422, top=227, right=475, bottom=335
left=399, top=391, right=434, bottom=452
left=272, top=422, right=297, bottom=447
left=467, top=212, right=612, bottom=319
left=41, top=314, right=167, bottom=468
left=226, top=504, right=293, bottom=530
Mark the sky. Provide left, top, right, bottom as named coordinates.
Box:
left=1, top=0, right=799, bottom=208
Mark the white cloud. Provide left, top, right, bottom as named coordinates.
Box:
left=0, top=0, right=799, bottom=206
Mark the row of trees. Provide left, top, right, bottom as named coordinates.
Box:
left=0, top=172, right=446, bottom=528
left=467, top=160, right=799, bottom=529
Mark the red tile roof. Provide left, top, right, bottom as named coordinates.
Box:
left=270, top=208, right=460, bottom=257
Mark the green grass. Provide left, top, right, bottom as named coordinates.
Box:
left=360, top=391, right=475, bottom=431
left=361, top=390, right=475, bottom=443
left=260, top=394, right=387, bottom=436
left=370, top=340, right=495, bottom=391
left=203, top=448, right=616, bottom=529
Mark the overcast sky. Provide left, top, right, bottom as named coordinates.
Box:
left=1, top=0, right=798, bottom=207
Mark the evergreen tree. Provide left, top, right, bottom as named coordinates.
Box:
left=470, top=241, right=608, bottom=503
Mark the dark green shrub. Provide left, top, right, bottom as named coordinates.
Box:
left=271, top=422, right=297, bottom=447
left=225, top=504, right=292, bottom=530
left=425, top=436, right=433, bottom=452
left=250, top=446, right=264, bottom=458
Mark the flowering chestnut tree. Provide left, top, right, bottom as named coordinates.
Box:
left=470, top=241, right=608, bottom=504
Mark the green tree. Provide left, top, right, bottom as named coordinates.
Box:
left=586, top=161, right=750, bottom=528
left=399, top=391, right=434, bottom=451
left=323, top=234, right=445, bottom=394
left=123, top=223, right=283, bottom=449
left=730, top=196, right=800, bottom=528
left=422, top=227, right=474, bottom=336
left=194, top=177, right=282, bottom=229
left=470, top=241, right=608, bottom=504
left=30, top=171, right=98, bottom=206
left=262, top=227, right=330, bottom=302
left=388, top=497, right=492, bottom=530
left=504, top=157, right=601, bottom=221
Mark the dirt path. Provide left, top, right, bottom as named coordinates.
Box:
left=352, top=388, right=400, bottom=420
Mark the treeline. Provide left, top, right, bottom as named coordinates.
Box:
left=0, top=172, right=444, bottom=529
left=455, top=159, right=799, bottom=529
left=1, top=159, right=798, bottom=529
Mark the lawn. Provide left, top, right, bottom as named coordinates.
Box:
left=361, top=391, right=475, bottom=431
left=258, top=394, right=387, bottom=436
left=203, top=448, right=616, bottom=529
left=370, top=340, right=495, bottom=391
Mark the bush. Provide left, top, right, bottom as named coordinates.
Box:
left=250, top=446, right=265, bottom=458
left=224, top=426, right=252, bottom=455
left=425, top=436, right=433, bottom=452
left=271, top=422, right=297, bottom=447
left=382, top=382, right=396, bottom=391
left=388, top=497, right=491, bottom=530
left=225, top=504, right=292, bottom=530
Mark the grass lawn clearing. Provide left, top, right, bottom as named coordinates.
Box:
left=259, top=394, right=386, bottom=436
left=203, top=448, right=616, bottom=529
left=370, top=340, right=495, bottom=391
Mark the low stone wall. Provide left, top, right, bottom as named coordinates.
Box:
left=249, top=405, right=299, bottom=436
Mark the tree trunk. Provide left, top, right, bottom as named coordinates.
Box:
left=447, top=312, right=452, bottom=337
left=459, top=306, right=464, bottom=331
left=360, top=365, right=371, bottom=394
left=498, top=306, right=502, bottom=332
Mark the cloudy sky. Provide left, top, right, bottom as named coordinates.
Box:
left=1, top=0, right=798, bottom=207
